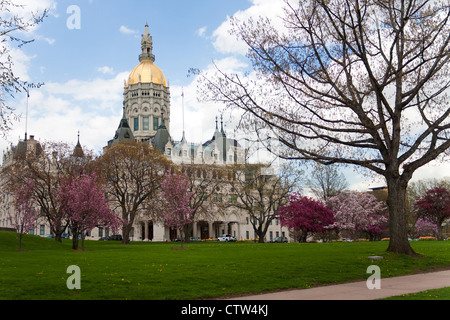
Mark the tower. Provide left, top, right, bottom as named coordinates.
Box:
left=123, top=23, right=170, bottom=142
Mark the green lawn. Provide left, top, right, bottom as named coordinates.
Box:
left=1, top=231, right=450, bottom=300
left=384, top=287, right=450, bottom=300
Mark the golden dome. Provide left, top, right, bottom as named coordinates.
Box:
left=127, top=61, right=167, bottom=87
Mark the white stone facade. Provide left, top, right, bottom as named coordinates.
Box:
left=0, top=25, right=292, bottom=243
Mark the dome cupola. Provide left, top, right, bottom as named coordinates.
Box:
left=126, top=23, right=167, bottom=87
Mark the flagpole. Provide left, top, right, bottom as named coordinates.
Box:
left=25, top=86, right=29, bottom=141
left=182, top=88, right=185, bottom=138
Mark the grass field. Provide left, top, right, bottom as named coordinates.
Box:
left=1, top=231, right=450, bottom=300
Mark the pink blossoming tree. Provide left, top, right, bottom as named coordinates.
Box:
left=10, top=179, right=38, bottom=250
left=327, top=192, right=388, bottom=241
left=415, top=187, right=450, bottom=240
left=57, top=173, right=120, bottom=250
left=278, top=193, right=335, bottom=242
left=161, top=171, right=194, bottom=248
left=413, top=218, right=439, bottom=238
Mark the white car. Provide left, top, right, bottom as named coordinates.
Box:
left=217, top=234, right=237, bottom=242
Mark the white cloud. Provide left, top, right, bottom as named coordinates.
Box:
left=4, top=47, right=35, bottom=83
left=7, top=0, right=59, bottom=30
left=36, top=35, right=56, bottom=45
left=212, top=0, right=288, bottom=55
left=120, top=25, right=138, bottom=35
left=168, top=57, right=250, bottom=144
left=97, top=66, right=115, bottom=75
left=0, top=72, right=130, bottom=159
left=196, top=26, right=208, bottom=38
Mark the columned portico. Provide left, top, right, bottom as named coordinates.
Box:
left=142, top=220, right=153, bottom=241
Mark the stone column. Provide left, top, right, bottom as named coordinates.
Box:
left=144, top=221, right=149, bottom=241
left=192, top=221, right=198, bottom=239
left=208, top=221, right=214, bottom=239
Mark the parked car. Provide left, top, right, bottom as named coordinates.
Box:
left=108, top=234, right=123, bottom=241
left=272, top=236, right=288, bottom=243
left=217, top=234, right=237, bottom=242
left=99, top=234, right=123, bottom=241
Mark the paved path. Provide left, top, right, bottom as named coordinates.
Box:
left=227, top=270, right=450, bottom=300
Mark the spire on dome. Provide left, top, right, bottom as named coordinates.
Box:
left=140, top=23, right=155, bottom=63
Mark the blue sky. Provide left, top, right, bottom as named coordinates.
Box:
left=2, top=0, right=449, bottom=190
left=4, top=0, right=266, bottom=153
left=23, top=0, right=247, bottom=85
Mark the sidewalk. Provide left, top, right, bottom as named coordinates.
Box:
left=227, top=270, right=450, bottom=300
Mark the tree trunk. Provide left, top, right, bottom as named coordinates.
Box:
left=436, top=222, right=444, bottom=241
left=53, top=220, right=66, bottom=243
left=72, top=231, right=79, bottom=250
left=81, top=233, right=86, bottom=250
left=18, top=233, right=23, bottom=251
left=386, top=177, right=416, bottom=255
left=122, top=223, right=132, bottom=245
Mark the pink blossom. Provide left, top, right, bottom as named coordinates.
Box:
left=10, top=179, right=39, bottom=249
left=160, top=171, right=194, bottom=247
left=57, top=173, right=120, bottom=249
left=327, top=191, right=387, bottom=239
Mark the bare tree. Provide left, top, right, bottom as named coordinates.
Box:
left=307, top=163, right=348, bottom=202
left=198, top=0, right=450, bottom=255
left=226, top=162, right=302, bottom=242
left=178, top=163, right=227, bottom=241
left=0, top=0, right=47, bottom=135
left=98, top=141, right=171, bottom=244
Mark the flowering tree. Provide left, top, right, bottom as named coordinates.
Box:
left=278, top=193, right=335, bottom=242
left=161, top=171, right=194, bottom=248
left=57, top=173, right=120, bottom=250
left=3, top=141, right=96, bottom=243
left=327, top=192, right=387, bottom=241
left=415, top=187, right=450, bottom=240
left=10, top=179, right=38, bottom=250
left=412, top=218, right=439, bottom=239
left=198, top=0, right=450, bottom=255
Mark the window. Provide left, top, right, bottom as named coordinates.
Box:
left=99, top=227, right=103, bottom=238
left=40, top=225, right=45, bottom=236
left=246, top=231, right=249, bottom=239
left=143, top=117, right=149, bottom=131
left=183, top=150, right=188, bottom=157
left=228, top=194, right=237, bottom=203
left=167, top=148, right=172, bottom=156
left=153, top=117, right=159, bottom=130
left=134, top=117, right=139, bottom=131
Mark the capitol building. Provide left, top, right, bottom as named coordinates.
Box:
left=1, top=25, right=290, bottom=243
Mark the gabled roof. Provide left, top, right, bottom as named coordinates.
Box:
left=110, top=110, right=135, bottom=145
